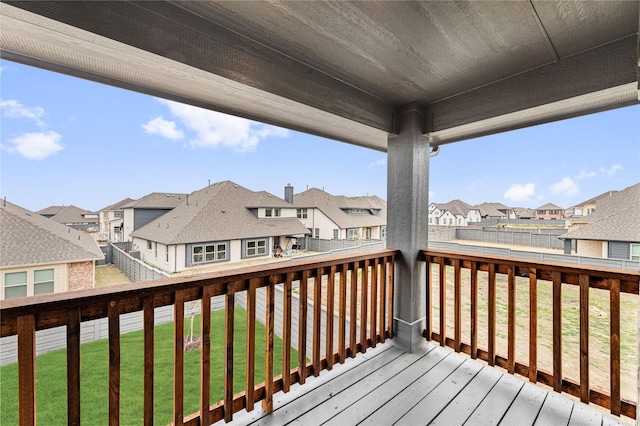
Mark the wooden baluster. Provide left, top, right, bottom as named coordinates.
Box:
left=143, top=296, right=155, bottom=426
left=369, top=258, right=378, bottom=345
left=200, top=288, right=211, bottom=426
left=426, top=255, right=432, bottom=341
left=379, top=258, right=387, bottom=343
left=245, top=279, right=257, bottom=412
left=579, top=274, right=590, bottom=404
left=507, top=265, right=516, bottom=375
left=610, top=278, right=621, bottom=415
left=339, top=263, right=347, bottom=362
left=454, top=259, right=461, bottom=352
left=298, top=270, right=309, bottom=383
left=470, top=261, right=478, bottom=359
left=17, top=315, right=36, bottom=426
left=282, top=273, right=293, bottom=392
left=387, top=256, right=394, bottom=339
left=224, top=286, right=235, bottom=422
left=326, top=265, right=336, bottom=369
left=552, top=271, right=562, bottom=392
left=349, top=262, right=358, bottom=357
left=439, top=256, right=446, bottom=347
left=108, top=301, right=121, bottom=426
left=488, top=263, right=496, bottom=366
left=263, top=276, right=275, bottom=413
left=67, top=308, right=81, bottom=426
left=313, top=268, right=322, bottom=375
left=360, top=259, right=369, bottom=351
left=528, top=268, right=538, bottom=383
left=173, top=291, right=185, bottom=426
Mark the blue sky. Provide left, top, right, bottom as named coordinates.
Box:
left=1, top=60, right=638, bottom=213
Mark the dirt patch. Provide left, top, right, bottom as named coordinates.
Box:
left=95, top=265, right=130, bottom=287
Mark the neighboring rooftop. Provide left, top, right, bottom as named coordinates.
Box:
left=131, top=181, right=308, bottom=244
left=122, top=192, right=187, bottom=209
left=100, top=197, right=136, bottom=212
left=475, top=202, right=508, bottom=218
left=1, top=201, right=104, bottom=268
left=561, top=183, right=640, bottom=242
left=42, top=205, right=99, bottom=225
left=294, top=187, right=386, bottom=229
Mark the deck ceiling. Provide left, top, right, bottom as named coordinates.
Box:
left=1, top=1, right=638, bottom=151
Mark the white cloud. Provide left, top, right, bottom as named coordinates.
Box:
left=141, top=116, right=184, bottom=140
left=503, top=183, right=535, bottom=203
left=368, top=158, right=386, bottom=168
left=157, top=99, right=288, bottom=151
left=601, top=164, right=623, bottom=176
left=0, top=99, right=46, bottom=127
left=550, top=177, right=579, bottom=196
left=576, top=170, right=597, bottom=179
left=6, top=131, right=63, bottom=160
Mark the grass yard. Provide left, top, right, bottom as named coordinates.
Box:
left=0, top=308, right=298, bottom=425
left=95, top=264, right=131, bottom=287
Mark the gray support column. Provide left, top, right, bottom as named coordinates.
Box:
left=387, top=103, right=430, bottom=353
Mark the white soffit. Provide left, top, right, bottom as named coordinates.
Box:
left=0, top=4, right=388, bottom=151
left=429, top=83, right=639, bottom=146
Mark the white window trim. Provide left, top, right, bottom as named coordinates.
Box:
left=245, top=238, right=268, bottom=258
left=3, top=266, right=59, bottom=300
left=191, top=242, right=228, bottom=265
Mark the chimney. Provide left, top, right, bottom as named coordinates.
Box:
left=284, top=183, right=294, bottom=204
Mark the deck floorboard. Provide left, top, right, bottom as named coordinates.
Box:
left=217, top=342, right=632, bottom=426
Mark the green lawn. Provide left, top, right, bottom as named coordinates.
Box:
left=1, top=308, right=298, bottom=425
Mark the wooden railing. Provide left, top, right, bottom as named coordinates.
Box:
left=421, top=249, right=639, bottom=419
left=0, top=249, right=396, bottom=425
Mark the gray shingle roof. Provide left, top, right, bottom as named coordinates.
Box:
left=293, top=188, right=386, bottom=229
left=475, top=202, right=507, bottom=218
left=47, top=205, right=98, bottom=225
left=561, top=183, right=640, bottom=242
left=100, top=197, right=136, bottom=212
left=434, top=200, right=475, bottom=217
left=1, top=201, right=104, bottom=268
left=122, top=192, right=187, bottom=209
left=535, top=202, right=563, bottom=210
left=36, top=205, right=65, bottom=217
left=131, top=181, right=309, bottom=244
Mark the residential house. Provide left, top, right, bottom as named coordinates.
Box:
left=122, top=192, right=186, bottom=242
left=99, top=197, right=135, bottom=242
left=293, top=187, right=387, bottom=240
left=513, top=207, right=536, bottom=220
left=565, top=190, right=618, bottom=220
left=560, top=183, right=640, bottom=260
left=477, top=202, right=514, bottom=219
left=534, top=203, right=564, bottom=220
left=130, top=181, right=308, bottom=273
left=428, top=200, right=481, bottom=226
left=37, top=205, right=100, bottom=232
left=0, top=200, right=104, bottom=300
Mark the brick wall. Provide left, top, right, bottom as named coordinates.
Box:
left=68, top=261, right=94, bottom=291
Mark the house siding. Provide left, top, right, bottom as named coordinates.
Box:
left=68, top=261, right=94, bottom=291
left=608, top=241, right=630, bottom=260
left=575, top=240, right=606, bottom=258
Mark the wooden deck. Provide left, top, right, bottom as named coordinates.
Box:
left=219, top=342, right=631, bottom=426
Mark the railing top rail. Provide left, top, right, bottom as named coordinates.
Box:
left=0, top=248, right=398, bottom=337
left=422, top=249, right=639, bottom=294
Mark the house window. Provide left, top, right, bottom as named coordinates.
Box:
left=347, top=228, right=358, bottom=239
left=333, top=229, right=339, bottom=239
left=166, top=246, right=169, bottom=263
left=192, top=242, right=228, bottom=264
left=265, top=208, right=272, bottom=217
left=297, top=208, right=308, bottom=219
left=147, top=240, right=152, bottom=250
left=245, top=239, right=267, bottom=257
left=381, top=226, right=386, bottom=239
left=314, top=228, right=320, bottom=238
left=34, top=269, right=54, bottom=295
left=154, top=243, right=158, bottom=258
left=631, top=244, right=640, bottom=261
left=275, top=208, right=281, bottom=217
left=4, top=271, right=27, bottom=299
